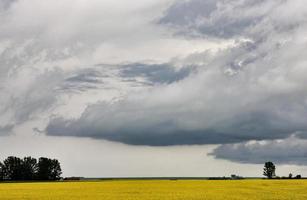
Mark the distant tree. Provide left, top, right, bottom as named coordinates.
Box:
left=22, top=157, right=38, bottom=180
left=295, top=175, right=302, bottom=179
left=288, top=173, right=293, bottom=179
left=263, top=161, right=276, bottom=179
left=0, top=162, right=4, bottom=181
left=50, top=159, right=62, bottom=180
left=3, top=156, right=23, bottom=180
left=37, top=157, right=62, bottom=180
left=37, top=157, right=52, bottom=180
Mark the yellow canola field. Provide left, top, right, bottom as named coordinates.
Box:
left=0, top=180, right=307, bottom=200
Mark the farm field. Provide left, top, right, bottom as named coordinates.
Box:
left=0, top=180, right=307, bottom=200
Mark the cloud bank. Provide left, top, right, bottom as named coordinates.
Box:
left=210, top=136, right=307, bottom=165
left=1, top=0, right=307, bottom=166
left=47, top=0, right=307, bottom=149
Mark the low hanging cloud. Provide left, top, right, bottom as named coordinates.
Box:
left=210, top=136, right=307, bottom=165
left=46, top=0, right=307, bottom=147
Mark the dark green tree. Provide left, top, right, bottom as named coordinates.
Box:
left=3, top=156, right=23, bottom=180
left=263, top=161, right=276, bottom=179
left=288, top=173, right=293, bottom=179
left=0, top=162, right=5, bottom=181
left=50, top=159, right=62, bottom=180
left=22, top=157, right=38, bottom=180
left=37, top=157, right=62, bottom=180
left=295, top=175, right=302, bottom=179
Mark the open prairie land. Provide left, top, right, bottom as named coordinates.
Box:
left=0, top=180, right=307, bottom=200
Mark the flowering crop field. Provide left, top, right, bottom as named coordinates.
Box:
left=0, top=180, right=307, bottom=200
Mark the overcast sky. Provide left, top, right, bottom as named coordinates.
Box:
left=1, top=0, right=307, bottom=177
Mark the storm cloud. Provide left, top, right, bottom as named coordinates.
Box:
left=210, top=136, right=307, bottom=165
left=1, top=0, right=307, bottom=170
left=46, top=0, right=307, bottom=148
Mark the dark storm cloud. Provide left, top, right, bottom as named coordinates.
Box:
left=210, top=136, right=307, bottom=165
left=45, top=0, right=307, bottom=148
left=46, top=98, right=307, bottom=146
left=47, top=119, right=244, bottom=146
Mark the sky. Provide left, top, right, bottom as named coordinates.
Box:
left=1, top=0, right=307, bottom=177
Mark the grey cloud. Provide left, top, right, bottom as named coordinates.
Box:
left=46, top=40, right=307, bottom=146
left=65, top=70, right=103, bottom=84
left=210, top=136, right=307, bottom=165
left=47, top=119, right=244, bottom=146
left=60, top=63, right=194, bottom=92
left=2, top=0, right=307, bottom=155
left=0, top=0, right=179, bottom=134
left=61, top=69, right=105, bottom=92
left=160, top=0, right=218, bottom=25
left=6, top=69, right=65, bottom=123
left=0, top=0, right=17, bottom=11
left=119, top=63, right=194, bottom=84
left=0, top=124, right=14, bottom=136
left=160, top=0, right=286, bottom=39
left=45, top=92, right=307, bottom=146
left=46, top=0, right=307, bottom=146
left=1, top=60, right=187, bottom=131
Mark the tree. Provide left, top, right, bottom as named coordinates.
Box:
left=49, top=159, right=62, bottom=180
left=0, top=162, right=4, bottom=181
left=37, top=157, right=62, bottom=180
left=295, top=175, right=302, bottom=179
left=263, top=161, right=276, bottom=179
left=0, top=156, right=62, bottom=181
left=3, top=156, right=23, bottom=180
left=22, top=157, right=38, bottom=180
left=288, top=173, right=293, bottom=179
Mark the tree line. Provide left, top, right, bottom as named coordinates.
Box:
left=0, top=156, right=62, bottom=181
left=263, top=161, right=302, bottom=179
